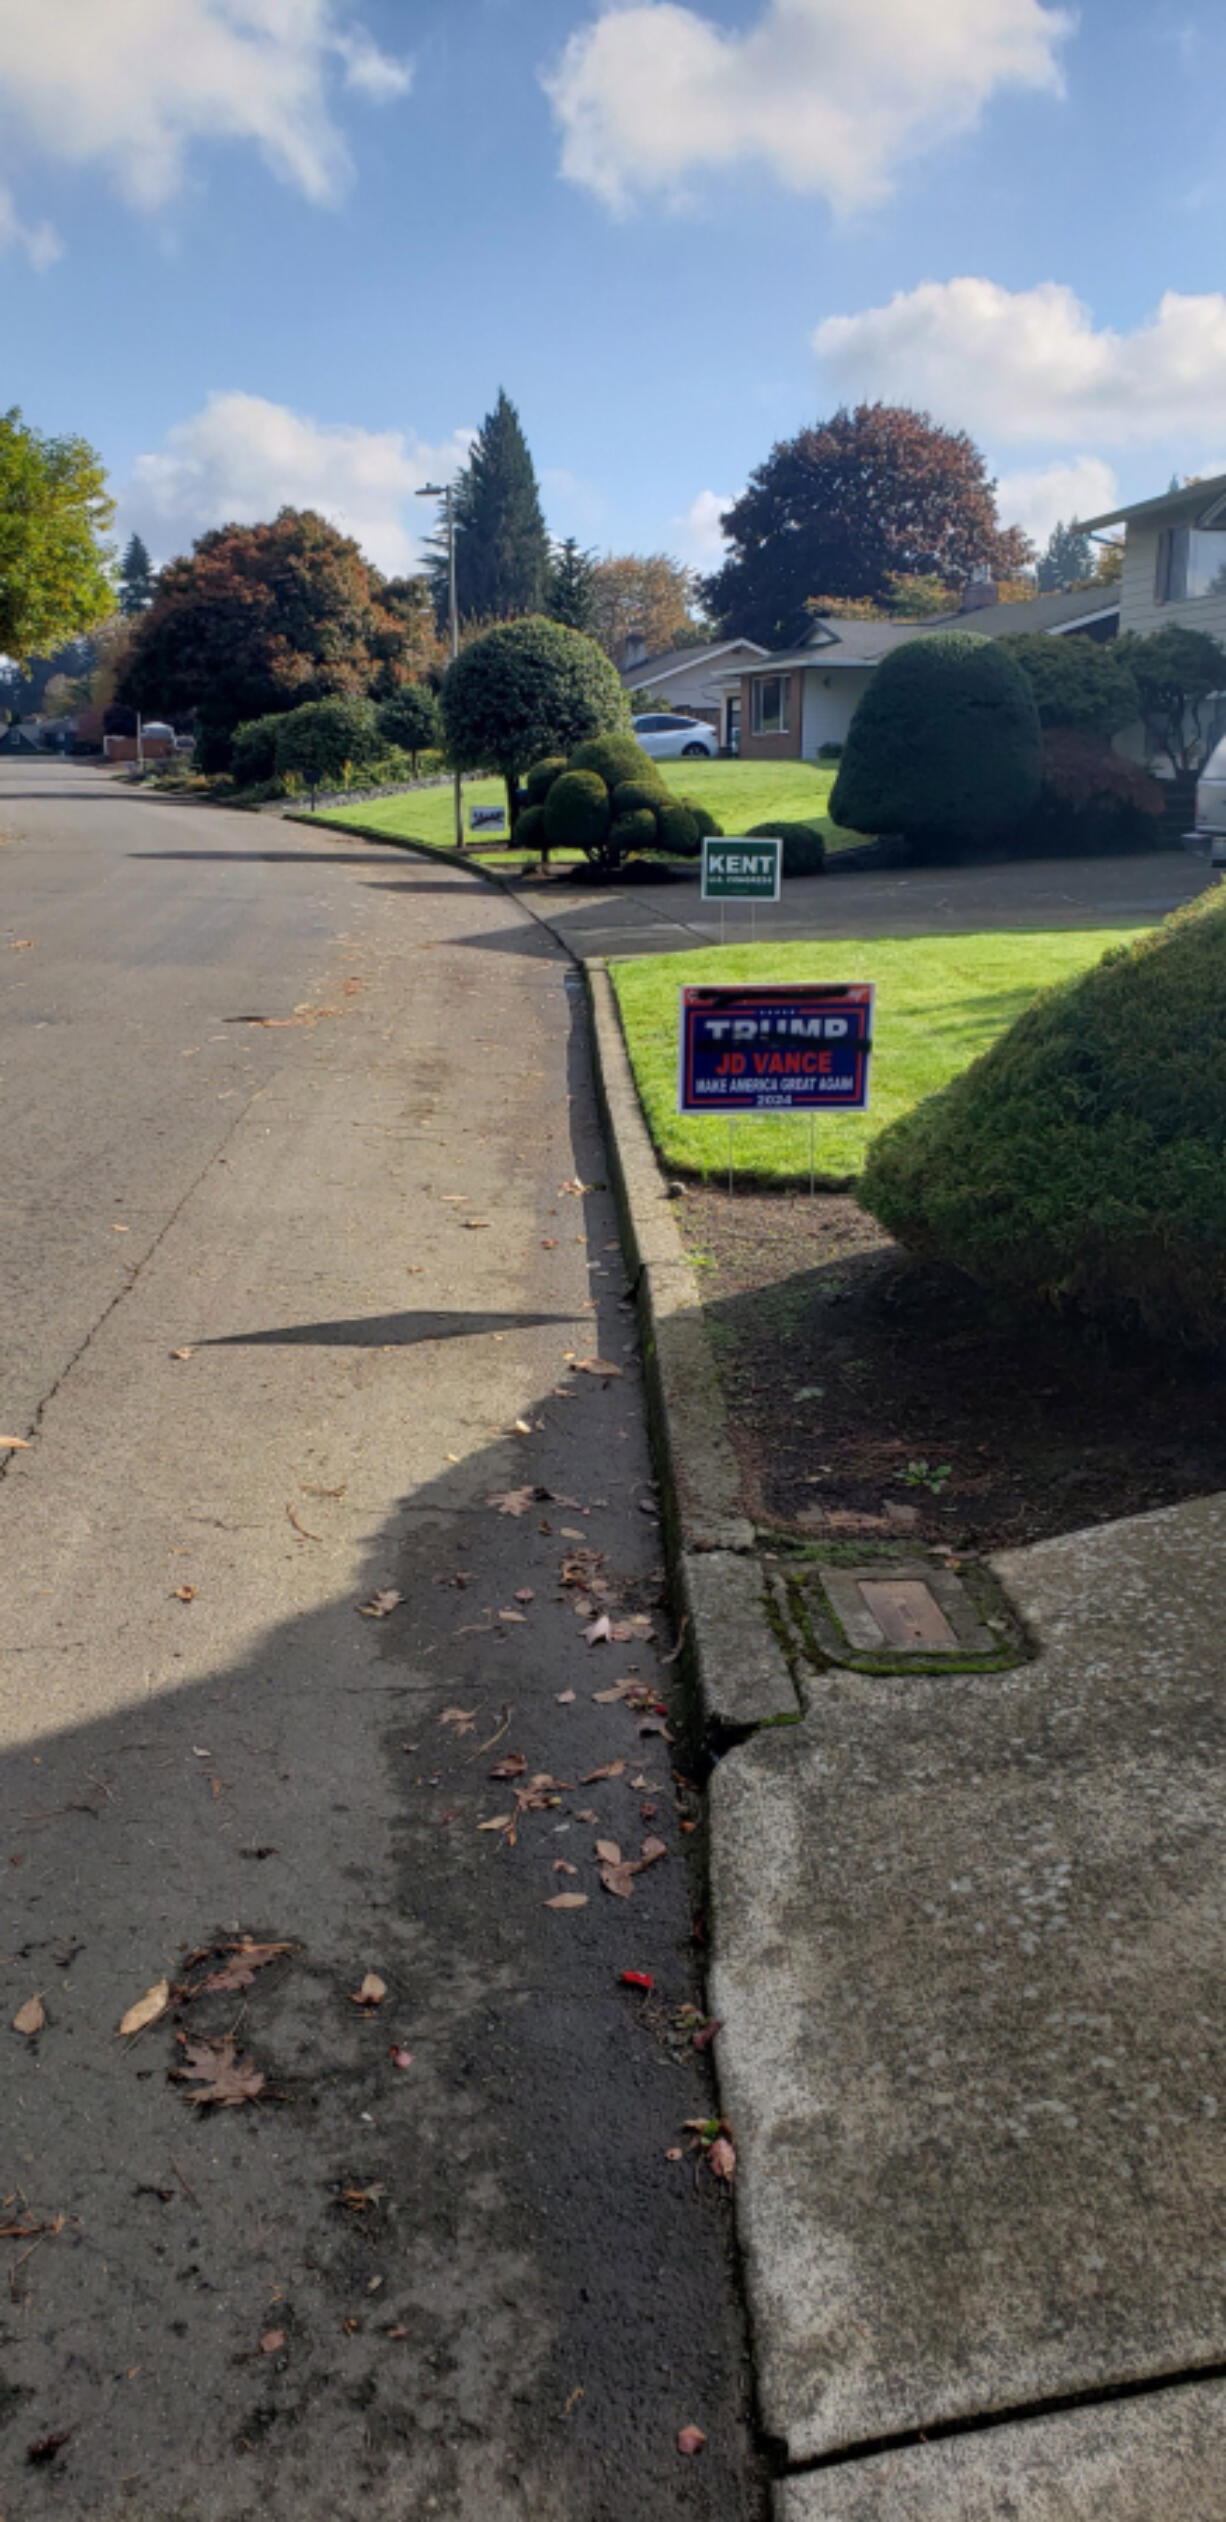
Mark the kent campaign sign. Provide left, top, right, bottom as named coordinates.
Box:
left=678, top=983, right=874, bottom=1115
left=701, top=835, right=781, bottom=901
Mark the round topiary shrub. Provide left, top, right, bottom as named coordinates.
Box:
left=544, top=768, right=611, bottom=855
left=514, top=801, right=547, bottom=855
left=859, top=883, right=1226, bottom=1348
left=679, top=797, right=721, bottom=838
left=608, top=808, right=659, bottom=858
left=747, top=819, right=827, bottom=874
left=831, top=633, right=1041, bottom=851
left=525, top=754, right=568, bottom=806
left=655, top=801, right=701, bottom=857
left=612, top=777, right=665, bottom=818
left=568, top=734, right=663, bottom=793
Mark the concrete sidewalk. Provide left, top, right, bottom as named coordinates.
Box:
left=712, top=1493, right=1226, bottom=2507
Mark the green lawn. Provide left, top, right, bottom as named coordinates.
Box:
left=612, top=928, right=1142, bottom=1186
left=317, top=756, right=863, bottom=861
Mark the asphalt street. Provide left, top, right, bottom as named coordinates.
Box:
left=0, top=764, right=762, bottom=2521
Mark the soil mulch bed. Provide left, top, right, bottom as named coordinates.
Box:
left=681, top=1186, right=1226, bottom=1554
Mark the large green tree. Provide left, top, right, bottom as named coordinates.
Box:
left=702, top=403, right=1032, bottom=648
left=119, top=508, right=422, bottom=742
left=548, top=537, right=597, bottom=632
left=430, top=391, right=550, bottom=625
left=0, top=408, right=115, bottom=662
left=439, top=615, right=628, bottom=827
left=1117, top=623, right=1226, bottom=772
left=118, top=532, right=156, bottom=616
left=1036, top=518, right=1094, bottom=592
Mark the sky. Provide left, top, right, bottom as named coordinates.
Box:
left=4, top=0, right=1226, bottom=587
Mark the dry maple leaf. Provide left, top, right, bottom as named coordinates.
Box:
left=707, top=2136, right=736, bottom=2183
left=571, top=1359, right=624, bottom=1379
left=118, top=1977, right=169, bottom=2038
left=200, top=1940, right=291, bottom=1993
left=676, top=2425, right=707, bottom=2456
left=12, top=1995, right=44, bottom=2037
left=486, top=1487, right=535, bottom=1517
left=351, top=1973, right=386, bottom=2008
left=358, top=1588, right=402, bottom=1619
left=544, top=1892, right=588, bottom=1910
left=173, top=2035, right=264, bottom=2107
left=581, top=1760, right=625, bottom=1784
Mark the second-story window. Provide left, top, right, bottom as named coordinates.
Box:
left=1156, top=526, right=1226, bottom=602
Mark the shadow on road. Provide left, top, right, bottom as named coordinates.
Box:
left=202, top=1308, right=577, bottom=1348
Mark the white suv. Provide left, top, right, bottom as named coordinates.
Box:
left=1193, top=735, right=1226, bottom=865
left=631, top=712, right=718, bottom=760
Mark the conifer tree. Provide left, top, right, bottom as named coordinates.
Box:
left=430, top=391, right=550, bottom=625
left=118, top=531, right=156, bottom=615
left=547, top=537, right=596, bottom=632
left=1036, top=518, right=1093, bottom=592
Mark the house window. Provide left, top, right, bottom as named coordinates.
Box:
left=1155, top=526, right=1226, bottom=603
left=751, top=675, right=789, bottom=734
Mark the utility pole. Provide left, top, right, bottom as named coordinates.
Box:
left=416, top=480, right=464, bottom=851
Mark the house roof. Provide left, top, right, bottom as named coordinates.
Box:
left=711, top=585, right=1119, bottom=681
left=1078, top=470, right=1226, bottom=534
left=618, top=637, right=768, bottom=687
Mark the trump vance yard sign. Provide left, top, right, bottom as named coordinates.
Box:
left=678, top=982, right=874, bottom=1116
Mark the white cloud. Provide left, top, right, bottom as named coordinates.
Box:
left=123, top=392, right=474, bottom=575
left=0, top=0, right=410, bottom=228
left=672, top=489, right=734, bottom=566
left=815, top=279, right=1226, bottom=445
left=994, top=455, right=1119, bottom=544
left=543, top=0, right=1068, bottom=215
left=0, top=183, right=61, bottom=270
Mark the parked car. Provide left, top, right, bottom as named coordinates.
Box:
left=1192, top=735, right=1226, bottom=865
left=631, top=712, right=718, bottom=760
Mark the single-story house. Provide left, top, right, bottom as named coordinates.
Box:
left=715, top=581, right=1120, bottom=765
left=619, top=635, right=768, bottom=746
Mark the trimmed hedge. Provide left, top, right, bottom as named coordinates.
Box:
left=656, top=801, right=701, bottom=857
left=514, top=801, right=547, bottom=854
left=544, top=768, right=610, bottom=854
left=569, top=733, right=665, bottom=793
left=231, top=713, right=282, bottom=786
left=525, top=754, right=567, bottom=806
left=612, top=777, right=664, bottom=818
left=747, top=818, right=827, bottom=874
left=609, top=808, right=659, bottom=856
left=859, top=883, right=1226, bottom=1348
left=831, top=632, right=1041, bottom=850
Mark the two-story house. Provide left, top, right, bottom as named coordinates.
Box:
left=1080, top=471, right=1226, bottom=768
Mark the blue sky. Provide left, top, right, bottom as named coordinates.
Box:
left=4, top=0, right=1226, bottom=582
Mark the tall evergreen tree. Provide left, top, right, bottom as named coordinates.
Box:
left=118, top=531, right=156, bottom=615
left=1036, top=518, right=1093, bottom=593
left=430, top=391, right=550, bottom=626
left=547, top=537, right=596, bottom=632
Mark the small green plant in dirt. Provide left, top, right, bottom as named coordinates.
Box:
left=899, top=1458, right=953, bottom=1495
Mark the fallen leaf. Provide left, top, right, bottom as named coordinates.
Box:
left=692, top=2018, right=722, bottom=2052
left=358, top=1588, right=402, bottom=1619
left=541, top=1237, right=558, bottom=1249
left=594, top=1839, right=622, bottom=1866
left=0, top=1435, right=31, bottom=1448
left=490, top=1752, right=526, bottom=1779
left=592, top=1679, right=643, bottom=1705
left=676, top=2425, right=707, bottom=2456
left=497, top=1608, right=528, bottom=1625
left=486, top=1487, right=535, bottom=1517
left=388, top=2045, right=414, bottom=2070
left=575, top=1806, right=598, bottom=1823
left=571, top=1359, right=624, bottom=1379
left=461, top=1218, right=491, bottom=1229
left=544, top=1892, right=588, bottom=1910
left=111, top=1222, right=130, bottom=1232
left=553, top=1859, right=578, bottom=1875
left=200, top=1940, right=291, bottom=1993
left=557, top=1177, right=592, bottom=1196
left=599, top=1863, right=635, bottom=1899
left=477, top=1814, right=513, bottom=1832
left=619, top=1970, right=653, bottom=1993
left=560, top=1527, right=587, bottom=1542
left=637, top=1714, right=673, bottom=1739
left=261, top=2329, right=285, bottom=2355
left=585, top=1615, right=613, bottom=1646
left=510, top=1418, right=533, bottom=1435
left=638, top=1837, right=668, bottom=1866
left=555, top=1689, right=576, bottom=1704
left=352, top=1973, right=386, bottom=2007
left=665, top=2147, right=683, bottom=2162
left=385, top=2323, right=409, bottom=2338
left=563, top=2385, right=585, bottom=2416
left=438, top=1707, right=476, bottom=1731
left=170, top=1347, right=195, bottom=1361
left=173, top=1584, right=197, bottom=1604
left=581, top=1761, right=624, bottom=1783
left=9, top=938, right=33, bottom=949
left=172, top=2035, right=264, bottom=2107
left=13, top=1995, right=44, bottom=2036
left=707, top=2136, right=736, bottom=2183
left=118, top=1977, right=170, bottom=2038
left=513, top=1587, right=534, bottom=1603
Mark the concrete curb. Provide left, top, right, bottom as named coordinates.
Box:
left=584, top=961, right=799, bottom=1739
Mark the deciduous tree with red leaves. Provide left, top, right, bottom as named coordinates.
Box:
left=701, top=403, right=1033, bottom=648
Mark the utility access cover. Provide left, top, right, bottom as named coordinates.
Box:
left=777, top=1552, right=1028, bottom=1675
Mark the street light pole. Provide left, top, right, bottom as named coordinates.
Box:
left=417, top=480, right=464, bottom=851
